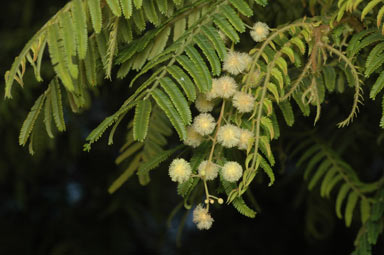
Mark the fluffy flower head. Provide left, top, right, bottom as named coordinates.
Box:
left=205, top=79, right=220, bottom=100
left=195, top=94, right=214, bottom=112
left=232, top=91, right=255, bottom=113
left=222, top=161, right=243, bottom=182
left=193, top=204, right=214, bottom=230
left=217, top=124, right=241, bottom=148
left=248, top=70, right=262, bottom=88
left=251, top=22, right=270, bottom=42
left=198, top=160, right=219, bottom=181
left=184, top=126, right=203, bottom=148
left=192, top=113, right=216, bottom=136
left=169, top=158, right=192, bottom=183
left=215, top=76, right=238, bottom=99
left=238, top=129, right=253, bottom=150
left=223, top=51, right=252, bottom=75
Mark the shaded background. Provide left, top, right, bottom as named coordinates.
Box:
left=1, top=1, right=384, bottom=254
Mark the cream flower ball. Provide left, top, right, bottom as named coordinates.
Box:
left=193, top=204, right=214, bottom=230
left=251, top=22, right=270, bottom=42
left=198, top=160, right=219, bottom=181
left=217, top=124, right=241, bottom=148
left=184, top=126, right=203, bottom=148
left=223, top=51, right=252, bottom=75
left=169, top=158, right=192, bottom=183
left=232, top=91, right=255, bottom=113
left=222, top=161, right=243, bottom=182
left=248, top=70, right=262, bottom=88
left=238, top=129, right=254, bottom=150
left=215, top=76, right=238, bottom=99
left=205, top=78, right=220, bottom=100
left=195, top=94, right=214, bottom=112
left=192, top=113, right=216, bottom=136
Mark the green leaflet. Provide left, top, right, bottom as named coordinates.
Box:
left=84, top=39, right=98, bottom=86
left=271, top=111, right=280, bottom=140
left=259, top=154, right=275, bottom=186
left=176, top=55, right=204, bottom=92
left=106, top=0, right=122, bottom=17
left=105, top=17, right=119, bottom=79
left=47, top=23, right=74, bottom=92
left=213, top=13, right=239, bottom=43
left=293, top=90, right=310, bottom=116
left=143, top=0, right=159, bottom=26
left=88, top=0, right=102, bottom=33
left=308, top=160, right=331, bottom=190
left=120, top=0, right=133, bottom=19
left=297, top=144, right=321, bottom=167
left=221, top=175, right=257, bottom=218
left=319, top=166, right=337, bottom=196
left=19, top=93, right=46, bottom=146
left=137, top=145, right=184, bottom=176
left=108, top=153, right=142, bottom=194
left=346, top=28, right=376, bottom=57
left=133, top=100, right=152, bottom=141
left=278, top=100, right=294, bottom=126
left=167, top=65, right=196, bottom=101
left=194, top=34, right=221, bottom=76
left=156, top=0, right=168, bottom=14
left=221, top=5, right=245, bottom=33
left=259, top=136, right=275, bottom=166
left=290, top=37, right=306, bottom=55
left=201, top=25, right=226, bottom=60
left=361, top=0, right=382, bottom=20
left=119, top=19, right=133, bottom=43
left=187, top=9, right=200, bottom=29
left=322, top=66, right=336, bottom=92
left=381, top=94, right=384, bottom=128
left=336, top=183, right=350, bottom=219
left=43, top=90, right=54, bottom=138
left=159, top=77, right=192, bottom=125
left=184, top=46, right=211, bottom=92
left=303, top=151, right=326, bottom=179
left=133, top=0, right=142, bottom=9
left=148, top=27, right=171, bottom=60
left=365, top=42, right=384, bottom=77
left=345, top=191, right=359, bottom=227
left=59, top=12, right=78, bottom=79
left=115, top=142, right=143, bottom=164
left=229, top=0, right=253, bottom=17
left=72, top=0, right=88, bottom=59
left=173, top=17, right=186, bottom=41
left=370, top=72, right=384, bottom=99
left=260, top=116, right=274, bottom=140
left=360, top=198, right=371, bottom=224
left=349, top=32, right=384, bottom=58
left=324, top=174, right=343, bottom=198
left=95, top=32, right=108, bottom=68
left=254, top=0, right=268, bottom=6
left=50, top=79, right=66, bottom=132
left=271, top=68, right=284, bottom=89
left=151, top=88, right=187, bottom=140
left=132, top=8, right=146, bottom=31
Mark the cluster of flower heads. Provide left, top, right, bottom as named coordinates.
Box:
left=169, top=21, right=270, bottom=230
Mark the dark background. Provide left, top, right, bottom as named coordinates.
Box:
left=1, top=1, right=383, bottom=254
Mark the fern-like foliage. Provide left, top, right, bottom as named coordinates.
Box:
left=353, top=187, right=384, bottom=255
left=291, top=135, right=380, bottom=227
left=5, top=0, right=384, bottom=250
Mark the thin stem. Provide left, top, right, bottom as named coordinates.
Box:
left=322, top=43, right=362, bottom=127
left=202, top=100, right=226, bottom=210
